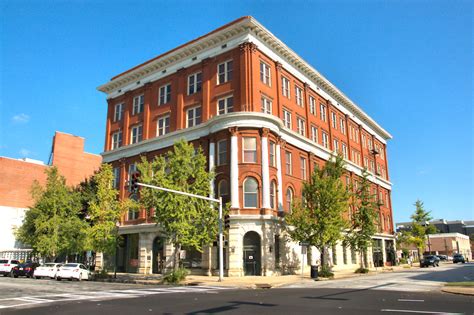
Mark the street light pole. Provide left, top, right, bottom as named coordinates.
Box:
left=137, top=182, right=224, bottom=282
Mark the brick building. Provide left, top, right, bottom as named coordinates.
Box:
left=98, top=16, right=395, bottom=276
left=0, top=132, right=102, bottom=259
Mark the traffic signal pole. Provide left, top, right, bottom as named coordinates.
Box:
left=137, top=182, right=224, bottom=282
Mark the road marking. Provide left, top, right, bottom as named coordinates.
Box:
left=397, top=299, right=425, bottom=302
left=381, top=309, right=463, bottom=314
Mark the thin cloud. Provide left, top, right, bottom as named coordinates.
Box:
left=19, top=148, right=31, bottom=157
left=12, top=113, right=30, bottom=123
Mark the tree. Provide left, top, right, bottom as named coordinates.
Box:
left=406, top=200, right=437, bottom=262
left=16, top=167, right=88, bottom=261
left=346, top=169, right=379, bottom=269
left=285, top=155, right=350, bottom=271
left=84, top=164, right=129, bottom=258
left=137, top=139, right=217, bottom=271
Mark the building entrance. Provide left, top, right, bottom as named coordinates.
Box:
left=152, top=237, right=165, bottom=274
left=243, top=231, right=261, bottom=276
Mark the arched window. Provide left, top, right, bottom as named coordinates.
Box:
left=286, top=187, right=294, bottom=212
left=217, top=179, right=229, bottom=204
left=243, top=177, right=258, bottom=208
left=270, top=181, right=277, bottom=209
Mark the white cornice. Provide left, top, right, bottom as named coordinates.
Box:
left=97, top=17, right=392, bottom=141
left=101, top=112, right=392, bottom=190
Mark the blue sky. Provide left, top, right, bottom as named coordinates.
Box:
left=1, top=0, right=472, bottom=222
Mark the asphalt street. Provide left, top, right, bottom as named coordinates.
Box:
left=0, top=263, right=472, bottom=314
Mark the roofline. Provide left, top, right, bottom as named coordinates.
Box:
left=98, top=16, right=393, bottom=140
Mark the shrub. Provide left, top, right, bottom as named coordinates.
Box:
left=318, top=266, right=334, bottom=278
left=399, top=257, right=408, bottom=264
left=355, top=267, right=369, bottom=274
left=93, top=269, right=111, bottom=280
left=163, top=268, right=188, bottom=284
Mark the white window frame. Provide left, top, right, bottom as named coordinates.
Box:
left=270, top=180, right=277, bottom=209
left=286, top=187, right=294, bottom=212
left=159, top=83, right=171, bottom=105
left=282, top=76, right=290, bottom=98
left=217, top=60, right=233, bottom=84
left=300, top=157, right=307, bottom=180
left=311, top=125, right=318, bottom=143
left=320, top=104, right=327, bottom=122
left=342, top=143, right=348, bottom=159
left=186, top=106, right=202, bottom=127
left=340, top=118, right=346, bottom=134
left=188, top=72, right=202, bottom=95
left=260, top=61, right=271, bottom=85
left=297, top=117, right=306, bottom=136
left=243, top=137, right=257, bottom=163
left=114, top=103, right=123, bottom=122
left=217, top=139, right=227, bottom=166
left=283, top=110, right=292, bottom=129
left=218, top=95, right=234, bottom=115
left=269, top=141, right=276, bottom=167
left=322, top=132, right=329, bottom=149
left=295, top=86, right=303, bottom=106
left=111, top=130, right=122, bottom=150
left=243, top=177, right=259, bottom=208
left=157, top=115, right=170, bottom=136
left=309, top=96, right=316, bottom=115
left=285, top=151, right=292, bottom=175
left=130, top=125, right=143, bottom=144
left=333, top=139, right=339, bottom=152
left=132, top=95, right=144, bottom=115
left=332, top=112, right=337, bottom=129
left=261, top=96, right=272, bottom=114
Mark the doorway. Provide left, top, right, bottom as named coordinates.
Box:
left=243, top=231, right=261, bottom=276
left=152, top=237, right=165, bottom=274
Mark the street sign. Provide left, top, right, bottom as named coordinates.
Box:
left=299, top=242, right=309, bottom=246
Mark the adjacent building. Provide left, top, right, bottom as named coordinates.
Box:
left=98, top=16, right=395, bottom=276
left=0, top=132, right=102, bottom=259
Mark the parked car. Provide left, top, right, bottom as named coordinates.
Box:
left=453, top=254, right=466, bottom=264
left=11, top=262, right=39, bottom=278
left=0, top=259, right=20, bottom=276
left=34, top=263, right=63, bottom=279
left=56, top=263, right=91, bottom=281
left=420, top=255, right=439, bottom=267
left=436, top=255, right=448, bottom=261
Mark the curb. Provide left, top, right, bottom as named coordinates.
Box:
left=441, top=287, right=474, bottom=296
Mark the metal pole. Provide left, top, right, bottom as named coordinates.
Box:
left=218, top=197, right=224, bottom=282
left=137, top=182, right=224, bottom=282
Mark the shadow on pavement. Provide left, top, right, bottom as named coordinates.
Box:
left=302, top=283, right=396, bottom=301
left=185, top=301, right=277, bottom=314
left=408, top=264, right=473, bottom=283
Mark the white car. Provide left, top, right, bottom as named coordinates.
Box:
left=56, top=263, right=91, bottom=281
left=33, top=263, right=63, bottom=279
left=0, top=259, right=20, bottom=277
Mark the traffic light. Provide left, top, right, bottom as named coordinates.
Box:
left=224, top=215, right=230, bottom=229
left=130, top=171, right=140, bottom=194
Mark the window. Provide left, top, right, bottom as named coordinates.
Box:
left=261, top=97, right=272, bottom=114
left=377, top=164, right=381, bottom=176
left=332, top=113, right=337, bottom=129
left=380, top=147, right=385, bottom=160
left=217, top=179, right=229, bottom=204
left=295, top=86, right=303, bottom=106
left=111, top=131, right=122, bottom=150
left=217, top=60, right=233, bottom=84
left=285, top=151, right=292, bottom=175
left=157, top=115, right=170, bottom=136
left=243, top=177, right=258, bottom=208
left=186, top=106, right=201, bottom=127
left=188, top=72, right=202, bottom=95
left=217, top=140, right=227, bottom=166
left=340, top=118, right=346, bottom=134
left=159, top=84, right=171, bottom=105
left=322, top=132, right=329, bottom=149
left=260, top=61, right=271, bottom=85
left=342, top=143, right=348, bottom=159
left=309, top=96, right=316, bottom=115
left=283, top=110, right=292, bottom=129
left=128, top=209, right=139, bottom=220
left=130, top=125, right=143, bottom=144
left=270, top=180, right=277, bottom=209
left=320, top=104, right=327, bottom=122
left=297, top=117, right=306, bottom=136
left=128, top=163, right=137, bottom=185
left=286, top=187, right=294, bottom=212
left=113, top=167, right=120, bottom=189
left=132, top=95, right=144, bottom=115
left=114, top=103, right=123, bottom=122
left=364, top=157, right=369, bottom=168
left=218, top=96, right=234, bottom=115
left=269, top=141, right=276, bottom=167
left=333, top=139, right=339, bottom=152
left=311, top=125, right=318, bottom=143
left=362, top=134, right=367, bottom=148
left=368, top=138, right=373, bottom=150
left=282, top=77, right=290, bottom=98
left=370, top=160, right=375, bottom=173
left=243, top=137, right=257, bottom=163
left=300, top=157, right=307, bottom=180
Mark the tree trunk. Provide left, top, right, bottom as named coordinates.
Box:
left=173, top=243, right=181, bottom=271
left=360, top=249, right=364, bottom=269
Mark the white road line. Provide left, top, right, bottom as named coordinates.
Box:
left=397, top=299, right=425, bottom=302
left=381, top=309, right=463, bottom=314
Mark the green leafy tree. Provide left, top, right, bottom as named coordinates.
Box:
left=406, top=200, right=437, bottom=261
left=346, top=169, right=379, bottom=269
left=17, top=167, right=88, bottom=261
left=137, top=139, right=216, bottom=271
left=85, top=164, right=129, bottom=257
left=285, top=154, right=350, bottom=270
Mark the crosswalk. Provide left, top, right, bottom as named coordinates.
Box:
left=0, top=285, right=234, bottom=310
